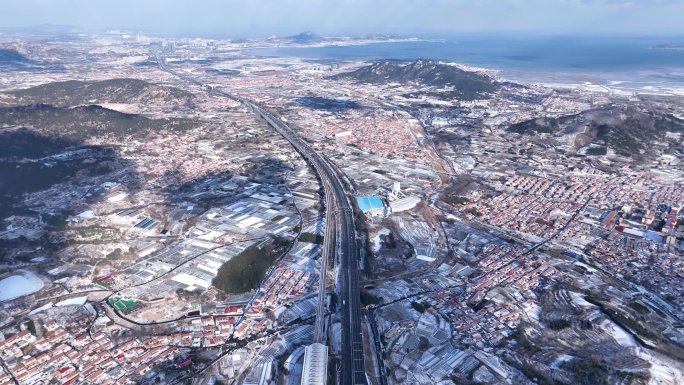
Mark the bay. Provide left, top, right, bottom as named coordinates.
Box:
left=251, top=36, right=684, bottom=87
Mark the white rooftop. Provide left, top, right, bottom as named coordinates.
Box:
left=301, top=343, right=328, bottom=385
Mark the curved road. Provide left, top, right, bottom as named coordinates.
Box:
left=237, top=97, right=367, bottom=385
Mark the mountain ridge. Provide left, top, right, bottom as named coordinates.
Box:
left=286, top=31, right=327, bottom=44
left=329, top=59, right=499, bottom=100
left=0, top=103, right=204, bottom=141
left=0, top=78, right=195, bottom=108
left=507, top=107, right=684, bottom=158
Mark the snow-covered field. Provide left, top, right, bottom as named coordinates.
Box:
left=0, top=271, right=44, bottom=301
left=107, top=193, right=127, bottom=202
left=570, top=292, right=595, bottom=307
left=522, top=301, right=542, bottom=322
left=78, top=210, right=95, bottom=219
left=637, top=348, right=684, bottom=385
left=373, top=228, right=390, bottom=252
left=599, top=319, right=637, bottom=348
left=29, top=302, right=54, bottom=315
left=55, top=296, right=88, bottom=307
left=550, top=354, right=573, bottom=369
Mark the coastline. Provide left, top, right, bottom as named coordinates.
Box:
left=249, top=39, right=684, bottom=97
left=497, top=68, right=684, bottom=96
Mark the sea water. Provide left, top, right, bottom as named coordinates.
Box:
left=252, top=35, right=684, bottom=88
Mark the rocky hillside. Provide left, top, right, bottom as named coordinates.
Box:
left=0, top=47, right=64, bottom=72
left=0, top=127, right=120, bottom=219
left=0, top=78, right=195, bottom=108
left=329, top=59, right=498, bottom=100
left=507, top=107, right=684, bottom=158
left=0, top=49, right=32, bottom=64
left=0, top=48, right=34, bottom=70
left=0, top=104, right=203, bottom=141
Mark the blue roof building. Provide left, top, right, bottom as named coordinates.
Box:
left=357, top=196, right=385, bottom=216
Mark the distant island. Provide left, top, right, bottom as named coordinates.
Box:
left=655, top=44, right=684, bottom=50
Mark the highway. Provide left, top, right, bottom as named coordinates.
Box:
left=157, top=56, right=367, bottom=385
left=243, top=101, right=367, bottom=385
left=313, top=189, right=334, bottom=343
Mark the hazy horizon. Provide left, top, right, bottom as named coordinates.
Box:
left=1, top=0, right=683, bottom=39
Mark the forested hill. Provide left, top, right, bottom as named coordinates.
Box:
left=1, top=78, right=195, bottom=107
left=329, top=59, right=499, bottom=100
left=0, top=104, right=203, bottom=140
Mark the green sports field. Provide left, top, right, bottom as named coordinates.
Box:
left=109, top=297, right=140, bottom=310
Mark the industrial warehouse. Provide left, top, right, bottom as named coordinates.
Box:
left=357, top=182, right=422, bottom=217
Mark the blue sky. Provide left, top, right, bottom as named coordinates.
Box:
left=1, top=0, right=683, bottom=37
